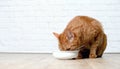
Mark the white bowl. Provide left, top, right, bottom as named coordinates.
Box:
left=53, top=51, right=79, bottom=59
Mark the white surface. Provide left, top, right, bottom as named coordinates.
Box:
left=0, top=0, right=120, bottom=53
left=53, top=51, right=78, bottom=59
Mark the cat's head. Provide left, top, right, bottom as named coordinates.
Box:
left=53, top=31, right=80, bottom=51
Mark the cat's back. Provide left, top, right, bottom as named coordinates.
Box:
left=65, top=16, right=103, bottom=32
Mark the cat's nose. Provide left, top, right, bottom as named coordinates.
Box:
left=66, top=48, right=70, bottom=51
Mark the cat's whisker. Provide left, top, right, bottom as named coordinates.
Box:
left=77, top=45, right=85, bottom=50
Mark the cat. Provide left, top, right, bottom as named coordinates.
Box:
left=53, top=16, right=107, bottom=58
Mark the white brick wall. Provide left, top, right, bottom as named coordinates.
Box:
left=0, top=0, right=120, bottom=53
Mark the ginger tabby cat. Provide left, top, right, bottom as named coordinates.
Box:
left=53, top=16, right=107, bottom=59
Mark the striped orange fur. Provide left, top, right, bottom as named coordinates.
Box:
left=53, top=16, right=107, bottom=58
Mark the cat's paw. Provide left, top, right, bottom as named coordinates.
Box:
left=77, top=54, right=83, bottom=59
left=89, top=54, right=97, bottom=58
left=76, top=56, right=83, bottom=59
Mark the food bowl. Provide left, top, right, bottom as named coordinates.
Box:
left=53, top=51, right=79, bottom=59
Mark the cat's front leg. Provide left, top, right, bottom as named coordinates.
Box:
left=89, top=42, right=98, bottom=58
left=89, top=35, right=102, bottom=58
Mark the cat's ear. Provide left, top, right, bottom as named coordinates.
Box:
left=53, top=32, right=59, bottom=38
left=66, top=31, right=74, bottom=42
